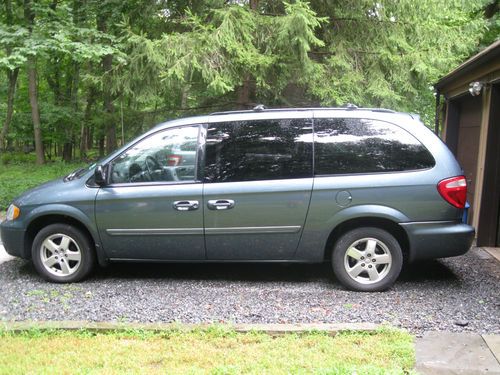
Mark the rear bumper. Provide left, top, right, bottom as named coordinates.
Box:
left=0, top=220, right=28, bottom=259
left=400, top=221, right=475, bottom=262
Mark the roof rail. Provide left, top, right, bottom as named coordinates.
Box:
left=209, top=106, right=397, bottom=116
left=343, top=103, right=358, bottom=110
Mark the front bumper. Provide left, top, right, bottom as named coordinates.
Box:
left=401, top=221, right=475, bottom=262
left=0, top=220, right=28, bottom=259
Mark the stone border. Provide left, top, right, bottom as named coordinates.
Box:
left=482, top=247, right=500, bottom=263
left=0, top=321, right=380, bottom=336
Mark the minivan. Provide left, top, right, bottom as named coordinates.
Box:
left=0, top=106, right=475, bottom=291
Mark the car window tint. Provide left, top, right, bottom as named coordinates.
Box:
left=110, top=125, right=199, bottom=184
left=314, top=118, right=435, bottom=175
left=205, top=119, right=313, bottom=182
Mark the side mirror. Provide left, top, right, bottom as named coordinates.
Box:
left=94, top=165, right=107, bottom=186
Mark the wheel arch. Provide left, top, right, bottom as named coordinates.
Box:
left=323, top=217, right=410, bottom=262
left=24, top=208, right=107, bottom=267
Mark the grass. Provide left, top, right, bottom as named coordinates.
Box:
left=0, top=326, right=415, bottom=374
left=0, top=157, right=84, bottom=210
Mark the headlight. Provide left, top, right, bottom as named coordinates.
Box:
left=6, top=204, right=20, bottom=221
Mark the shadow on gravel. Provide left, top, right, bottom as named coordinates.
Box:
left=85, top=259, right=461, bottom=285
left=399, top=260, right=460, bottom=282
left=1, top=256, right=461, bottom=286
left=93, top=262, right=335, bottom=283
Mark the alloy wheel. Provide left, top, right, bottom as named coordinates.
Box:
left=343, top=237, right=392, bottom=284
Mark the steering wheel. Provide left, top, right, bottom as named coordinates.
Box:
left=145, top=155, right=161, bottom=176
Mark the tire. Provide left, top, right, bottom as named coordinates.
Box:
left=331, top=227, right=403, bottom=292
left=31, top=224, right=95, bottom=283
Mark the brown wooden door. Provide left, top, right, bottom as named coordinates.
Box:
left=455, top=95, right=482, bottom=224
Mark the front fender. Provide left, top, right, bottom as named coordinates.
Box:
left=24, top=204, right=106, bottom=266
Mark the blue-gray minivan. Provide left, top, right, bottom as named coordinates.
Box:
left=0, top=107, right=475, bottom=291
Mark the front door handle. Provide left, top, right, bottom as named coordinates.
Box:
left=207, top=199, right=235, bottom=210
left=173, top=200, right=199, bottom=211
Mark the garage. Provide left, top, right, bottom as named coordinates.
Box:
left=435, top=40, right=500, bottom=247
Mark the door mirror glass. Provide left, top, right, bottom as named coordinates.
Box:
left=94, top=165, right=107, bottom=186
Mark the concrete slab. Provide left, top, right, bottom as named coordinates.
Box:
left=473, top=247, right=494, bottom=260
left=0, top=244, right=14, bottom=265
left=416, top=332, right=500, bottom=375
left=483, top=247, right=500, bottom=263
left=484, top=335, right=500, bottom=363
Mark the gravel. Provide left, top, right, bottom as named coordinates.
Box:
left=0, top=248, right=498, bottom=335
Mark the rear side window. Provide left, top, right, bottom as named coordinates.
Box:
left=314, top=118, right=435, bottom=175
left=205, top=119, right=313, bottom=182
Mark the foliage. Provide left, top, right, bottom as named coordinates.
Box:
left=0, top=0, right=497, bottom=158
left=0, top=159, right=84, bottom=209
left=306, top=0, right=488, bottom=124
left=0, top=326, right=415, bottom=374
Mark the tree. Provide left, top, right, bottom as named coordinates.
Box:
left=24, top=0, right=45, bottom=164
left=0, top=0, right=494, bottom=161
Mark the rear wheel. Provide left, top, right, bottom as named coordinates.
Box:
left=332, top=227, right=403, bottom=292
left=31, top=224, right=95, bottom=283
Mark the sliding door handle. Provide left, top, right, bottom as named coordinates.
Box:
left=207, top=199, right=235, bottom=210
left=173, top=200, right=199, bottom=211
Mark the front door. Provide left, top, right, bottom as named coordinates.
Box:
left=95, top=124, right=205, bottom=260
left=203, top=114, right=314, bottom=260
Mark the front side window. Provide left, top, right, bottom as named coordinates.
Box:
left=314, top=118, right=435, bottom=175
left=109, top=125, right=200, bottom=184
left=205, top=119, right=313, bottom=183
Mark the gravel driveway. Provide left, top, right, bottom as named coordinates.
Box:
left=0, top=248, right=498, bottom=335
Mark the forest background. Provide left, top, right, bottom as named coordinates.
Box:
left=0, top=0, right=498, bottom=165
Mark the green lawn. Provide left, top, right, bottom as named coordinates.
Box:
left=0, top=326, right=415, bottom=374
left=0, top=160, right=84, bottom=210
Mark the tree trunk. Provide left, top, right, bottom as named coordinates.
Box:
left=102, top=54, right=116, bottom=154
left=87, top=126, right=93, bottom=150
left=235, top=0, right=259, bottom=109
left=97, top=12, right=117, bottom=155
left=236, top=76, right=254, bottom=109
left=62, top=143, right=72, bottom=162
left=27, top=57, right=45, bottom=165
left=98, top=136, right=104, bottom=157
left=81, top=86, right=96, bottom=159
left=61, top=61, right=80, bottom=162
left=0, top=0, right=19, bottom=150
left=25, top=0, right=44, bottom=164
left=0, top=68, right=19, bottom=150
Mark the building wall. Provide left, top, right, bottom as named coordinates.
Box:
left=442, top=83, right=499, bottom=246
left=453, top=95, right=482, bottom=224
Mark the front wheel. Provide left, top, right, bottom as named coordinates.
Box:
left=332, top=227, right=403, bottom=292
left=31, top=224, right=95, bottom=283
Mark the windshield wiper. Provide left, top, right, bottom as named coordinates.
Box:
left=64, top=168, right=85, bottom=182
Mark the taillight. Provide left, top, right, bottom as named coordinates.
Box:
left=167, top=155, right=182, bottom=166
left=437, top=176, right=467, bottom=208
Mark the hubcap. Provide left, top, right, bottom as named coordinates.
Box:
left=344, top=237, right=392, bottom=285
left=39, top=233, right=82, bottom=277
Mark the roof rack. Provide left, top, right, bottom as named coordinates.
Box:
left=343, top=103, right=358, bottom=110
left=209, top=106, right=397, bottom=116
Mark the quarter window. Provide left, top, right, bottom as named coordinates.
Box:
left=314, top=118, right=435, bottom=175
left=109, top=125, right=199, bottom=184
left=205, top=119, right=313, bottom=182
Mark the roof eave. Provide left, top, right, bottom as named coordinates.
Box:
left=435, top=40, right=500, bottom=91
